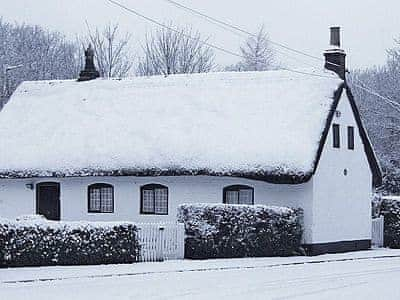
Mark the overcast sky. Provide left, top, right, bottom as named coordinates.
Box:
left=2, top=0, right=400, bottom=69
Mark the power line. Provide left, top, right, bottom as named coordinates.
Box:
left=112, top=0, right=399, bottom=123
left=273, top=48, right=321, bottom=69
left=351, top=78, right=400, bottom=114
left=107, top=0, right=243, bottom=59
left=162, top=0, right=341, bottom=67
left=164, top=0, right=328, bottom=71
left=280, top=67, right=335, bottom=79
left=163, top=0, right=247, bottom=38
left=351, top=77, right=400, bottom=109
left=106, top=0, right=336, bottom=80
left=164, top=0, right=325, bottom=71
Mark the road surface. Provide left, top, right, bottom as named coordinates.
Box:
left=1, top=255, right=400, bottom=300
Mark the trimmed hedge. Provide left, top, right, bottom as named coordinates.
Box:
left=380, top=198, right=400, bottom=248
left=0, top=216, right=140, bottom=267
left=178, top=204, right=303, bottom=259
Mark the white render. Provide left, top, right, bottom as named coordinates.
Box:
left=0, top=175, right=311, bottom=223
left=312, top=92, right=372, bottom=244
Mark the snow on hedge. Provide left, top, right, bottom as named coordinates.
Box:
left=0, top=216, right=140, bottom=267
left=177, top=203, right=303, bottom=259
left=380, top=197, right=400, bottom=248
left=0, top=70, right=341, bottom=179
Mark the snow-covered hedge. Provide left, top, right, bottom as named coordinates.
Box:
left=177, top=204, right=303, bottom=259
left=0, top=217, right=140, bottom=267
left=380, top=198, right=400, bottom=248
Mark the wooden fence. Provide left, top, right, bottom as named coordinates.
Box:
left=136, top=222, right=185, bottom=262
left=372, top=216, right=384, bottom=248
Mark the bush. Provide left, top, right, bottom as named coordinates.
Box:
left=380, top=198, right=400, bottom=248
left=0, top=217, right=140, bottom=267
left=177, top=204, right=303, bottom=259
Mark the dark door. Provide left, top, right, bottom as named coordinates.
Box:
left=36, top=182, right=60, bottom=221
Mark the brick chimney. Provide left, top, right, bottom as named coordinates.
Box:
left=324, top=27, right=346, bottom=80
left=78, top=44, right=100, bottom=82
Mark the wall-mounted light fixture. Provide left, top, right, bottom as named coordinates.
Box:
left=25, top=183, right=34, bottom=190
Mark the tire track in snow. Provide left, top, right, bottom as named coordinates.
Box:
left=2, top=254, right=400, bottom=285
left=209, top=264, right=400, bottom=300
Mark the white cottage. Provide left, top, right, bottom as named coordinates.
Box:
left=0, top=28, right=381, bottom=255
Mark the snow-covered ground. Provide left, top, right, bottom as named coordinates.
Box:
left=1, top=249, right=400, bottom=300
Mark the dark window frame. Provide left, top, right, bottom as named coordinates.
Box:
left=332, top=123, right=340, bottom=148
left=347, top=126, right=355, bottom=150
left=223, top=185, right=254, bottom=205
left=140, top=184, right=169, bottom=215
left=87, top=183, right=114, bottom=213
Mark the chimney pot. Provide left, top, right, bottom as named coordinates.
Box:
left=330, top=27, right=341, bottom=48
left=324, top=27, right=346, bottom=80
left=78, top=44, right=100, bottom=82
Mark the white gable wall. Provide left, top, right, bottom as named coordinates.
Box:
left=0, top=175, right=314, bottom=243
left=312, top=92, right=372, bottom=244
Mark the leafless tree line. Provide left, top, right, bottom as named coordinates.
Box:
left=0, top=18, right=80, bottom=101
left=136, top=26, right=215, bottom=76
left=225, top=26, right=275, bottom=72
left=1, top=19, right=276, bottom=105
left=84, top=23, right=133, bottom=78
left=349, top=39, right=400, bottom=193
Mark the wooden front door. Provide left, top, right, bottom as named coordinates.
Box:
left=36, top=182, right=60, bottom=221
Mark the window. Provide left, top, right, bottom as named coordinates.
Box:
left=88, top=183, right=114, bottom=213
left=223, top=185, right=254, bottom=205
left=347, top=126, right=354, bottom=150
left=141, top=184, right=168, bottom=215
left=332, top=124, right=340, bottom=148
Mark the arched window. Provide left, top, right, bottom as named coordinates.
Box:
left=223, top=185, right=254, bottom=205
left=141, top=184, right=168, bottom=215
left=88, top=183, right=114, bottom=213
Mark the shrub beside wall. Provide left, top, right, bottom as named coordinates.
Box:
left=178, top=204, right=303, bottom=259
left=0, top=217, right=140, bottom=267
left=380, top=198, right=400, bottom=248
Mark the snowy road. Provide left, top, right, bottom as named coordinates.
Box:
left=1, top=254, right=400, bottom=300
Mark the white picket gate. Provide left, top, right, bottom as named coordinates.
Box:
left=136, top=222, right=185, bottom=262
left=371, top=216, right=384, bottom=248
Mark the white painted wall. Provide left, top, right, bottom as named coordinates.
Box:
left=312, top=92, right=372, bottom=244
left=0, top=180, right=35, bottom=217
left=0, top=175, right=314, bottom=243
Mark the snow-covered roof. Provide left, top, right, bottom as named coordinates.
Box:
left=0, top=70, right=344, bottom=183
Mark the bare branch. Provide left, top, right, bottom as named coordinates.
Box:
left=83, top=23, right=133, bottom=78
left=136, top=24, right=215, bottom=76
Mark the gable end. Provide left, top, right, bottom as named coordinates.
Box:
left=312, top=83, right=382, bottom=187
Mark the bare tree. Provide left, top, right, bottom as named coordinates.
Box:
left=0, top=19, right=80, bottom=107
left=85, top=23, right=133, bottom=78
left=348, top=38, right=400, bottom=194
left=136, top=25, right=215, bottom=76
left=226, top=25, right=275, bottom=72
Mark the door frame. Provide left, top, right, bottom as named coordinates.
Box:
left=36, top=182, right=61, bottom=221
